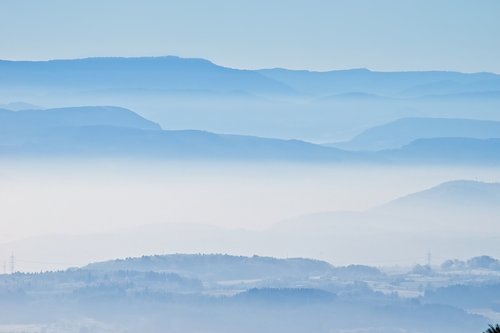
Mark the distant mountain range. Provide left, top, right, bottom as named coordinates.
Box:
left=2, top=180, right=499, bottom=268
left=0, top=105, right=160, bottom=131
left=1, top=56, right=499, bottom=98
left=0, top=101, right=42, bottom=111
left=265, top=180, right=500, bottom=264
left=0, top=57, right=293, bottom=95
left=373, top=180, right=500, bottom=214
left=380, top=137, right=500, bottom=164
left=258, top=67, right=500, bottom=97
left=0, top=106, right=354, bottom=161
left=328, top=117, right=500, bottom=151
left=1, top=106, right=499, bottom=164
left=2, top=56, right=500, bottom=142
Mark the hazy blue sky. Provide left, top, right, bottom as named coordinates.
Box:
left=1, top=0, right=499, bottom=72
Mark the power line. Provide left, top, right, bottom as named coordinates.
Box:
left=16, top=259, right=81, bottom=266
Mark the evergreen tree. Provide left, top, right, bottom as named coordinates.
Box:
left=485, top=324, right=500, bottom=333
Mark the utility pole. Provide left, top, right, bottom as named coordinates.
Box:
left=9, top=253, right=15, bottom=274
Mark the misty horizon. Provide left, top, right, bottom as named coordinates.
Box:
left=2, top=2, right=500, bottom=332
left=4, top=55, right=500, bottom=75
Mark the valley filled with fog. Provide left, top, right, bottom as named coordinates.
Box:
left=1, top=53, right=500, bottom=333
left=0, top=161, right=499, bottom=270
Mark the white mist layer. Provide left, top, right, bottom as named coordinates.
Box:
left=0, top=159, right=499, bottom=270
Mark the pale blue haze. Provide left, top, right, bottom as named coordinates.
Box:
left=2, top=3, right=500, bottom=332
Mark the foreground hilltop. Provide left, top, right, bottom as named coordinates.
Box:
left=0, top=253, right=496, bottom=333
left=84, top=253, right=334, bottom=280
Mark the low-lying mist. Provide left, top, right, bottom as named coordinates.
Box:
left=1, top=159, right=499, bottom=270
